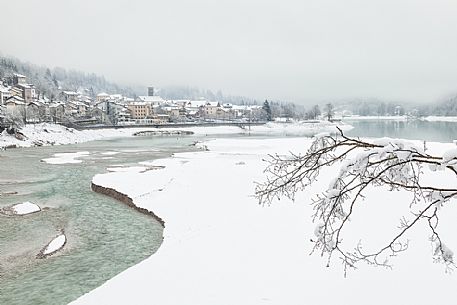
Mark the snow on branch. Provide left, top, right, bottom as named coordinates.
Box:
left=255, top=128, right=457, bottom=274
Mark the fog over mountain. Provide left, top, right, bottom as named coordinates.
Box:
left=1, top=0, right=457, bottom=104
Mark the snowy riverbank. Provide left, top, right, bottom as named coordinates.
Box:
left=72, top=135, right=457, bottom=305
left=0, top=121, right=352, bottom=149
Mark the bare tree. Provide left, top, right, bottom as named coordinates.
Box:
left=256, top=128, right=457, bottom=274
left=324, top=103, right=334, bottom=121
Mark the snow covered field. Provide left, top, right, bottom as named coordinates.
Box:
left=0, top=121, right=352, bottom=149
left=72, top=136, right=457, bottom=305
left=425, top=116, right=457, bottom=122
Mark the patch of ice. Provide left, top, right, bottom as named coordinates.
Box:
left=101, top=151, right=120, bottom=156
left=42, top=234, right=66, bottom=256
left=12, top=201, right=41, bottom=215
left=42, top=151, right=90, bottom=164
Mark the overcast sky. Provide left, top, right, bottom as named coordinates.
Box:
left=1, top=0, right=457, bottom=104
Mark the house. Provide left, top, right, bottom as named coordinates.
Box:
left=116, top=107, right=132, bottom=124
left=203, top=102, right=224, bottom=119
left=49, top=103, right=65, bottom=122
left=184, top=100, right=207, bottom=117
left=9, top=86, right=23, bottom=98
left=68, top=101, right=89, bottom=117
left=153, top=114, right=170, bottom=124
left=166, top=107, right=180, bottom=118
left=26, top=101, right=45, bottom=122
left=232, top=105, right=260, bottom=119
left=89, top=107, right=105, bottom=123
left=0, top=85, right=10, bottom=105
left=15, top=83, right=36, bottom=103
left=13, top=73, right=27, bottom=85
left=64, top=102, right=78, bottom=116
left=127, top=101, right=152, bottom=119
left=61, top=91, right=79, bottom=102
left=96, top=92, right=110, bottom=102
left=4, top=96, right=26, bottom=120
left=172, top=99, right=191, bottom=109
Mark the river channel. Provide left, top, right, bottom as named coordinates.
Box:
left=0, top=135, right=199, bottom=305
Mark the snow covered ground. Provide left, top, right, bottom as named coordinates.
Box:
left=72, top=136, right=457, bottom=305
left=0, top=123, right=134, bottom=149
left=0, top=121, right=352, bottom=149
left=425, top=116, right=457, bottom=122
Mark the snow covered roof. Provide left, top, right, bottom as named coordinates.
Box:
left=5, top=96, right=25, bottom=105
left=49, top=102, right=65, bottom=108
left=231, top=105, right=260, bottom=111
left=186, top=100, right=207, bottom=108
left=70, top=101, right=88, bottom=107
left=27, top=101, right=43, bottom=107
left=63, top=91, right=79, bottom=95
left=16, top=83, right=32, bottom=89
left=97, top=92, right=110, bottom=97
left=205, top=102, right=220, bottom=107
left=13, top=73, right=27, bottom=78
left=110, top=94, right=123, bottom=99
left=128, top=101, right=149, bottom=106
left=137, top=96, right=165, bottom=103
left=162, top=106, right=180, bottom=111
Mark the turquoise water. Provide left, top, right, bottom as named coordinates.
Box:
left=345, top=119, right=457, bottom=142
left=0, top=135, right=197, bottom=305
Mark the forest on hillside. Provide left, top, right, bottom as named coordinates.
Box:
left=0, top=55, right=138, bottom=100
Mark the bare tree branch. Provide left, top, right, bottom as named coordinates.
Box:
left=255, top=130, right=457, bottom=273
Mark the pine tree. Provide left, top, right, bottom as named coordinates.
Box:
left=262, top=100, right=272, bottom=121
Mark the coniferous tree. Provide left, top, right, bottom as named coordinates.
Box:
left=262, top=99, right=272, bottom=121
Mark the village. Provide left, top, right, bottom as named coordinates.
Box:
left=0, top=73, right=269, bottom=128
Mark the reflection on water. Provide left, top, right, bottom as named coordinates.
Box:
left=0, top=135, right=197, bottom=305
left=345, top=120, right=457, bottom=142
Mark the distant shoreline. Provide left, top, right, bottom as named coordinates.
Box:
left=66, top=121, right=267, bottom=130
left=0, top=121, right=352, bottom=150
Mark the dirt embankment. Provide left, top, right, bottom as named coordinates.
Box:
left=91, top=182, right=165, bottom=228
